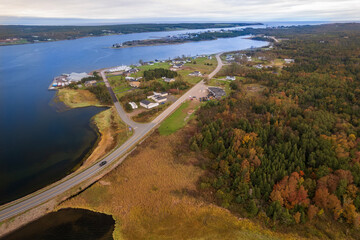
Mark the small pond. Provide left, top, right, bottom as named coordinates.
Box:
left=2, top=208, right=114, bottom=240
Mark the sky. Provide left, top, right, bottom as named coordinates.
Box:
left=0, top=0, right=360, bottom=25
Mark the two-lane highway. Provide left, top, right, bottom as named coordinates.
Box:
left=0, top=53, right=223, bottom=223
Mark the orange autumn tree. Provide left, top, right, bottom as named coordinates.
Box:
left=314, top=169, right=356, bottom=221
left=270, top=172, right=310, bottom=209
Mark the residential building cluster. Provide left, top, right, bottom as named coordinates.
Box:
left=137, top=92, right=169, bottom=109
left=50, top=72, right=92, bottom=89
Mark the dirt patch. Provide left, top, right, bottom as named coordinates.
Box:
left=244, top=84, right=267, bottom=97
left=99, top=180, right=111, bottom=186
left=126, top=108, right=147, bottom=117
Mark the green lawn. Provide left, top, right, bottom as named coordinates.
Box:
left=208, top=78, right=232, bottom=95
left=158, top=101, right=194, bottom=135
left=125, top=57, right=216, bottom=86
left=183, top=56, right=217, bottom=74
left=107, top=75, right=135, bottom=97
left=136, top=62, right=171, bottom=71
left=177, top=69, right=203, bottom=84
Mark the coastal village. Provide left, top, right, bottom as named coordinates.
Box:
left=49, top=72, right=95, bottom=89
left=50, top=55, right=227, bottom=114
left=49, top=51, right=294, bottom=123
left=103, top=55, right=224, bottom=116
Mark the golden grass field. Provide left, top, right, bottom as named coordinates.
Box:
left=59, top=124, right=303, bottom=240
left=56, top=89, right=104, bottom=108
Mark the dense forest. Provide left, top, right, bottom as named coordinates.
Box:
left=190, top=23, right=360, bottom=237
left=0, top=23, right=259, bottom=43
left=143, top=68, right=178, bottom=81
left=87, top=85, right=112, bottom=105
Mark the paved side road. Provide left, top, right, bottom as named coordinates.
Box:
left=0, top=53, right=223, bottom=223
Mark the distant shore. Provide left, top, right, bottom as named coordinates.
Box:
left=0, top=23, right=262, bottom=47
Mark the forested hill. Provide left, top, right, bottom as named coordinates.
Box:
left=0, top=22, right=260, bottom=44
left=191, top=23, right=360, bottom=238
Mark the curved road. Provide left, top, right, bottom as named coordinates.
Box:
left=0, top=53, right=223, bottom=223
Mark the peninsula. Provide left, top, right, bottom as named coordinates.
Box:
left=113, top=28, right=267, bottom=48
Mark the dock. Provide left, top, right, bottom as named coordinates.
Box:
left=48, top=78, right=58, bottom=90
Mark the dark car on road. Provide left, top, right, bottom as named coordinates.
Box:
left=99, top=161, right=107, bottom=167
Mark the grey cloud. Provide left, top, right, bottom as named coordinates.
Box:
left=0, top=0, right=359, bottom=21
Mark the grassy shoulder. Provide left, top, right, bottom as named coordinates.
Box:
left=132, top=102, right=171, bottom=123
left=207, top=78, right=232, bottom=95
left=158, top=100, right=198, bottom=135
left=56, top=88, right=104, bottom=108
left=59, top=125, right=302, bottom=240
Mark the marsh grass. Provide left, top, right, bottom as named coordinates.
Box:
left=56, top=88, right=103, bottom=108
left=60, top=126, right=302, bottom=240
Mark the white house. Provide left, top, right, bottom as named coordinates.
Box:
left=189, top=71, right=202, bottom=77
left=140, top=100, right=159, bottom=109
left=84, top=80, right=97, bottom=87
left=226, top=76, right=236, bottom=81
left=225, top=55, right=235, bottom=61
left=129, top=102, right=138, bottom=109
left=147, top=92, right=168, bottom=102
left=163, top=77, right=175, bottom=83
left=153, top=96, right=167, bottom=103
left=153, top=91, right=168, bottom=97
left=284, top=59, right=295, bottom=64
left=171, top=63, right=184, bottom=69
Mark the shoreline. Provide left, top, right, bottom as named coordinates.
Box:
left=112, top=39, right=217, bottom=49
left=53, top=88, right=126, bottom=171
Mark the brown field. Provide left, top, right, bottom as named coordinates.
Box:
left=59, top=124, right=303, bottom=240
left=272, top=59, right=285, bottom=68
left=56, top=88, right=104, bottom=108
left=243, top=83, right=267, bottom=97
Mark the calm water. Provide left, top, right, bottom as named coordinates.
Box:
left=0, top=22, right=322, bottom=205
left=1, top=208, right=115, bottom=240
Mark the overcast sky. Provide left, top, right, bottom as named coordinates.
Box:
left=0, top=0, right=360, bottom=24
